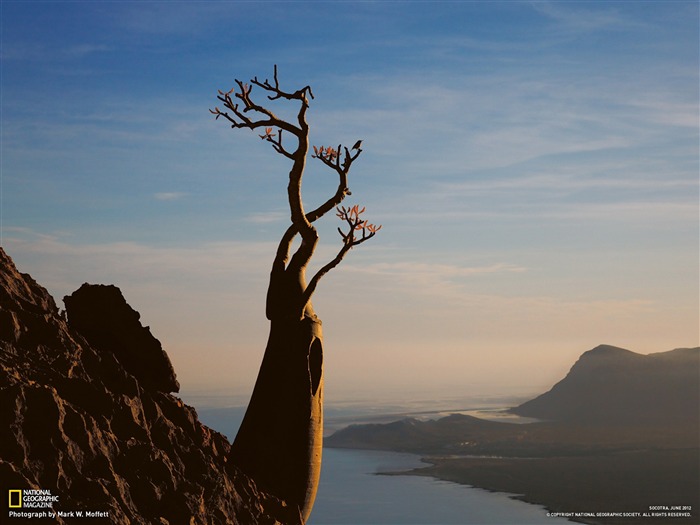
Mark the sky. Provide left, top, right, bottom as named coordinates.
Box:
left=1, top=1, right=698, bottom=404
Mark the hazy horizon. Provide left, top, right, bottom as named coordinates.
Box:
left=2, top=1, right=698, bottom=400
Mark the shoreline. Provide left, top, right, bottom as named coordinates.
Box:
left=313, top=447, right=574, bottom=525
left=383, top=448, right=699, bottom=525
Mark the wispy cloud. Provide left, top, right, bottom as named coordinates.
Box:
left=531, top=1, right=643, bottom=34
left=62, top=44, right=114, bottom=58
left=245, top=211, right=287, bottom=224
left=380, top=193, right=698, bottom=224
left=0, top=41, right=45, bottom=61
left=352, top=261, right=526, bottom=280
left=154, top=192, right=187, bottom=201
left=1, top=42, right=113, bottom=61
left=333, top=259, right=527, bottom=309
left=627, top=98, right=699, bottom=129
left=439, top=173, right=693, bottom=195
left=1, top=228, right=275, bottom=304
left=315, top=60, right=696, bottom=182
left=111, top=2, right=240, bottom=36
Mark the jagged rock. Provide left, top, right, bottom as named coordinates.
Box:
left=0, top=248, right=302, bottom=525
left=64, top=283, right=179, bottom=393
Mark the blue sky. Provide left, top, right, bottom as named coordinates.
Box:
left=2, top=1, right=698, bottom=402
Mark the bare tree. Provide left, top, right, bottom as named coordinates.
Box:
left=211, top=66, right=380, bottom=522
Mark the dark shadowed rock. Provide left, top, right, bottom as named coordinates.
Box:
left=64, top=283, right=179, bottom=393
left=0, top=248, right=302, bottom=525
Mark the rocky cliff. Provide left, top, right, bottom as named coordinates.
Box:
left=0, top=247, right=302, bottom=524
left=511, top=344, right=700, bottom=423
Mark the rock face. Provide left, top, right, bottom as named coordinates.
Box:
left=64, top=283, right=180, bottom=393
left=511, top=344, right=700, bottom=424
left=0, top=248, right=302, bottom=525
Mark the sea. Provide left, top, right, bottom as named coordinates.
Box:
left=187, top=394, right=572, bottom=525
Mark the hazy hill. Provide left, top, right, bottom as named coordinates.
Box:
left=327, top=343, right=699, bottom=454
left=0, top=248, right=300, bottom=525
left=510, top=344, right=700, bottom=423
left=326, top=414, right=522, bottom=455
left=325, top=343, right=699, bottom=524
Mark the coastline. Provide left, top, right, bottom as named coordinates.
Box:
left=311, top=448, right=574, bottom=525
left=326, top=402, right=699, bottom=525
left=388, top=448, right=699, bottom=525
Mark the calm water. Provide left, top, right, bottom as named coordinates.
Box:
left=310, top=448, right=569, bottom=525
left=193, top=400, right=571, bottom=525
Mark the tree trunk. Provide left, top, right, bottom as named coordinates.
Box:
left=229, top=313, right=323, bottom=523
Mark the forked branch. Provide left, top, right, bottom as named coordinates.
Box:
left=211, top=66, right=381, bottom=317
left=301, top=205, right=381, bottom=309
left=252, top=65, right=315, bottom=105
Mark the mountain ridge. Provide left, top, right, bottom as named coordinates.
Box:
left=326, top=343, right=699, bottom=455
left=510, top=344, right=699, bottom=423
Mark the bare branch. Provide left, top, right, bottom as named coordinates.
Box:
left=299, top=204, right=381, bottom=310
left=263, top=129, right=294, bottom=159
left=252, top=64, right=315, bottom=104
left=248, top=65, right=314, bottom=132
left=212, top=75, right=302, bottom=138
left=301, top=243, right=353, bottom=310
left=212, top=67, right=379, bottom=319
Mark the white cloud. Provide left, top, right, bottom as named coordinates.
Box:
left=313, top=60, right=697, bottom=186
left=531, top=1, right=642, bottom=34
left=154, top=192, right=187, bottom=201
left=348, top=260, right=526, bottom=284
left=245, top=211, right=287, bottom=224
left=112, top=2, right=235, bottom=36
left=1, top=42, right=113, bottom=62
left=627, top=98, right=699, bottom=129
left=62, top=44, right=114, bottom=58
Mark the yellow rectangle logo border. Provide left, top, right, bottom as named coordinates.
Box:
left=8, top=489, right=22, bottom=508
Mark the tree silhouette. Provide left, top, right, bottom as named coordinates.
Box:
left=211, top=66, right=380, bottom=522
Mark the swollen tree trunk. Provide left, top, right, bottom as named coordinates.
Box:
left=229, top=276, right=324, bottom=523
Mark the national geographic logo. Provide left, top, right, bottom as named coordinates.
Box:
left=7, top=489, right=59, bottom=509
left=7, top=490, right=109, bottom=520
left=8, top=490, right=21, bottom=508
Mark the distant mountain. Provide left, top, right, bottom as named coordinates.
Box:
left=325, top=414, right=532, bottom=455
left=510, top=344, right=700, bottom=424
left=327, top=344, right=699, bottom=455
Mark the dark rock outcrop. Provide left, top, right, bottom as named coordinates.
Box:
left=511, top=344, right=700, bottom=423
left=0, top=247, right=302, bottom=525
left=64, top=283, right=179, bottom=393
